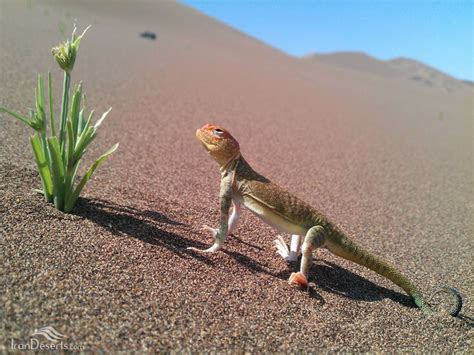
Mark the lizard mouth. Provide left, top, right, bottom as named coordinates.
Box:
left=196, top=128, right=216, bottom=148
left=196, top=129, right=213, bottom=153
left=201, top=141, right=212, bottom=153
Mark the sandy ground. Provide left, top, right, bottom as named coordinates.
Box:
left=1, top=0, right=472, bottom=352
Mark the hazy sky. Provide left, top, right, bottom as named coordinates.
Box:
left=181, top=0, right=473, bottom=81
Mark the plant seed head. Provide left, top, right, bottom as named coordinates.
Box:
left=51, top=24, right=90, bottom=73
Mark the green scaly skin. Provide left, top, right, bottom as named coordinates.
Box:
left=190, top=124, right=462, bottom=316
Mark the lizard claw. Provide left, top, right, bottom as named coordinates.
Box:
left=202, top=224, right=218, bottom=236
left=274, top=235, right=289, bottom=256
left=187, top=241, right=222, bottom=253
left=288, top=272, right=309, bottom=289
left=274, top=235, right=298, bottom=261
left=188, top=226, right=224, bottom=253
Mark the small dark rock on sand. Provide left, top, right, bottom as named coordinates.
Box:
left=140, top=31, right=156, bottom=40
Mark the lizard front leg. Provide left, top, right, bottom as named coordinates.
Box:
left=289, top=225, right=327, bottom=288
left=227, top=200, right=241, bottom=235
left=203, top=199, right=241, bottom=236
left=188, top=173, right=234, bottom=253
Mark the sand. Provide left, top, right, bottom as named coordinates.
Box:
left=1, top=0, right=472, bottom=352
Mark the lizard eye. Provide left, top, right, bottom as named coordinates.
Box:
left=213, top=128, right=224, bottom=136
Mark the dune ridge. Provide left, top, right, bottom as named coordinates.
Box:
left=304, top=51, right=470, bottom=92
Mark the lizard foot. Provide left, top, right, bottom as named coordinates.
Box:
left=288, top=272, right=309, bottom=289
left=187, top=243, right=222, bottom=253
left=186, top=225, right=222, bottom=253
left=202, top=224, right=218, bottom=235
left=274, top=235, right=298, bottom=261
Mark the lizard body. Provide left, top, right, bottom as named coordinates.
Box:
left=190, top=123, right=462, bottom=316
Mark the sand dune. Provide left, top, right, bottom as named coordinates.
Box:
left=305, top=51, right=470, bottom=92
left=1, top=0, right=472, bottom=352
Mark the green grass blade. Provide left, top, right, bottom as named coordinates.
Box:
left=37, top=74, right=45, bottom=111
left=35, top=75, right=46, bottom=132
left=67, top=89, right=80, bottom=150
left=73, top=127, right=96, bottom=162
left=66, top=120, right=75, bottom=168
left=59, top=71, right=71, bottom=151
left=47, top=136, right=66, bottom=210
left=39, top=132, right=49, bottom=171
left=64, top=119, right=76, bottom=204
left=65, top=143, right=118, bottom=213
left=77, top=108, right=85, bottom=135
left=64, top=157, right=81, bottom=208
left=30, top=134, right=53, bottom=201
left=94, top=107, right=112, bottom=128
left=48, top=72, right=56, bottom=137
left=69, top=83, right=82, bottom=138
left=80, top=110, right=93, bottom=136
left=0, top=106, right=34, bottom=127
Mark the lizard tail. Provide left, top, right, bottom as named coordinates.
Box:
left=325, top=231, right=462, bottom=316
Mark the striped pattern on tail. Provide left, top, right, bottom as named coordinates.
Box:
left=325, top=230, right=432, bottom=313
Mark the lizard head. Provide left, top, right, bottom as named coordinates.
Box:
left=196, top=123, right=240, bottom=167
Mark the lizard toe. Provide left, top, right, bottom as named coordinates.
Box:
left=274, top=235, right=290, bottom=258
left=202, top=225, right=218, bottom=237
left=288, top=272, right=309, bottom=289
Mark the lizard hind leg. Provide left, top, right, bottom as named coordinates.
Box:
left=274, top=234, right=302, bottom=261
left=288, top=225, right=327, bottom=289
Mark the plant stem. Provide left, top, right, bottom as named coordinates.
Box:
left=59, top=71, right=71, bottom=152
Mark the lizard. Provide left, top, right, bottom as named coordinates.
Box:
left=188, top=123, right=463, bottom=316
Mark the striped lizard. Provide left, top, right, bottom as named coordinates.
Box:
left=188, top=123, right=462, bottom=316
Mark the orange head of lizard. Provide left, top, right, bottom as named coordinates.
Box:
left=196, top=123, right=240, bottom=167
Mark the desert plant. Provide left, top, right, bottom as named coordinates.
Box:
left=0, top=25, right=118, bottom=213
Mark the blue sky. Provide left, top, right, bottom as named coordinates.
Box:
left=180, top=1, right=473, bottom=81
